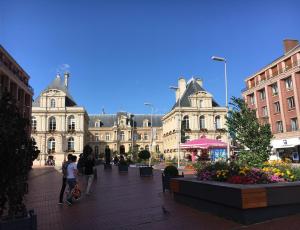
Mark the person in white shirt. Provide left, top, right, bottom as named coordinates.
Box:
left=66, top=155, right=78, bottom=205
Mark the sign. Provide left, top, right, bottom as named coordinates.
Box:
left=210, top=148, right=227, bottom=161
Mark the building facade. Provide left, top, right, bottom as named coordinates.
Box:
left=0, top=45, right=33, bottom=134
left=31, top=73, right=89, bottom=166
left=162, top=77, right=228, bottom=159
left=242, top=39, right=300, bottom=160
left=88, top=113, right=163, bottom=158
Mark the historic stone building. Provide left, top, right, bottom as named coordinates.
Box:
left=162, top=77, right=228, bottom=159
left=242, top=39, right=300, bottom=160
left=0, top=45, right=33, bottom=136
left=88, top=113, right=163, bottom=158
left=31, top=73, right=89, bottom=166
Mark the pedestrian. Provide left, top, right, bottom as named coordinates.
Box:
left=84, top=153, right=95, bottom=195
left=66, top=155, right=78, bottom=205
left=58, top=154, right=73, bottom=204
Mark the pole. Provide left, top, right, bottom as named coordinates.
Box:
left=150, top=107, right=153, bottom=167
left=224, top=61, right=230, bottom=159
left=178, top=89, right=181, bottom=168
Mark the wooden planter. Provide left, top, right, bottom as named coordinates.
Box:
left=162, top=173, right=184, bottom=192
left=118, top=164, right=129, bottom=172
left=0, top=210, right=37, bottom=230
left=139, top=166, right=153, bottom=177
left=171, top=178, right=300, bottom=225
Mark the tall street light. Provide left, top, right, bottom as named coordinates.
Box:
left=169, top=86, right=181, bottom=168
left=211, top=56, right=230, bottom=159
left=144, top=102, right=154, bottom=166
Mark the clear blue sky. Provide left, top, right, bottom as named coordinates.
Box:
left=1, top=0, right=300, bottom=115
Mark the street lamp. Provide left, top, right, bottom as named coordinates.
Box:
left=144, top=102, right=154, bottom=166
left=211, top=56, right=230, bottom=159
left=169, top=86, right=181, bottom=168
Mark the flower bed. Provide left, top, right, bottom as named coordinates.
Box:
left=194, top=160, right=300, bottom=184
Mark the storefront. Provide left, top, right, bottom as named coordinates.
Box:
left=271, top=137, right=300, bottom=162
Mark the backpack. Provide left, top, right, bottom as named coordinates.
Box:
left=77, top=156, right=86, bottom=173
left=62, top=161, right=70, bottom=178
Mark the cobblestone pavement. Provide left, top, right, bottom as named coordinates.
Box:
left=25, top=166, right=300, bottom=230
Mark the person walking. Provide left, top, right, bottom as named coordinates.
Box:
left=84, top=153, right=95, bottom=195
left=58, top=154, right=73, bottom=205
left=66, top=155, right=78, bottom=205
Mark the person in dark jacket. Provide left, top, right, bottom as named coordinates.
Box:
left=84, top=153, right=95, bottom=195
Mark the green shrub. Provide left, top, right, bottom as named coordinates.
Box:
left=164, top=165, right=178, bottom=177
left=138, top=150, right=150, bottom=160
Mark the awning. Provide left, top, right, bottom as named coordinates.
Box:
left=180, top=137, right=227, bottom=149
left=271, top=137, right=300, bottom=149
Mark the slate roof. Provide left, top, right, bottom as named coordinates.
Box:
left=89, top=114, right=163, bottom=128
left=172, top=78, right=219, bottom=110
left=32, top=75, right=77, bottom=107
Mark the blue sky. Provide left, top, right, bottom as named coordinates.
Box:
left=1, top=0, right=300, bottom=115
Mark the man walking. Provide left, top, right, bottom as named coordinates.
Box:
left=66, top=155, right=78, bottom=205
left=58, top=154, right=73, bottom=204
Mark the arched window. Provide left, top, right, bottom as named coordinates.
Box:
left=68, top=115, right=75, bottom=131
left=50, top=98, right=56, bottom=108
left=32, top=116, right=37, bottom=131
left=49, top=117, right=56, bottom=131
left=216, top=135, right=222, bottom=140
left=199, top=115, right=205, bottom=129
left=182, top=115, right=190, bottom=130
left=155, top=145, right=160, bottom=153
left=68, top=137, right=74, bottom=151
left=145, top=145, right=149, bottom=151
left=48, top=138, right=55, bottom=152
left=215, top=116, right=221, bottom=129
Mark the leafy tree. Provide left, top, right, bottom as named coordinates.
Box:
left=226, top=97, right=273, bottom=167
left=0, top=92, right=39, bottom=219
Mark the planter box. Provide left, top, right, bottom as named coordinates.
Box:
left=0, top=210, right=37, bottom=230
left=171, top=178, right=300, bottom=225
left=118, top=164, right=129, bottom=172
left=162, top=173, right=184, bottom=192
left=139, top=166, right=153, bottom=177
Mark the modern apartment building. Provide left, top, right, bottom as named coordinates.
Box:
left=242, top=39, right=300, bottom=160
left=88, top=113, right=163, bottom=158
left=0, top=45, right=33, bottom=134
left=162, top=77, right=228, bottom=160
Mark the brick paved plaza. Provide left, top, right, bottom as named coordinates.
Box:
left=25, top=166, right=300, bottom=230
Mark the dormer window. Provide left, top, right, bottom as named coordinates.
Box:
left=143, top=119, right=150, bottom=127
left=50, top=98, right=56, bottom=108
left=95, top=120, right=100, bottom=127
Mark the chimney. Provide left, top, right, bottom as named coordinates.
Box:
left=195, top=77, right=203, bottom=87
left=56, top=73, right=61, bottom=79
left=283, top=39, right=299, bottom=53
left=64, top=72, right=70, bottom=89
left=178, top=77, right=186, bottom=98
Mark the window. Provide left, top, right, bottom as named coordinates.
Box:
left=271, top=83, right=278, bottom=96
left=276, top=121, right=283, bottom=133
left=215, top=116, right=221, bottom=129
left=94, top=146, right=99, bottom=155
left=182, top=115, right=190, bottom=130
left=49, top=117, right=56, bottom=131
left=287, top=97, right=295, bottom=109
left=95, top=120, right=100, bottom=127
left=262, top=106, right=268, bottom=117
left=285, top=77, right=293, bottom=90
left=291, top=118, right=298, bottom=131
left=120, top=131, right=125, bottom=141
left=259, top=89, right=266, bottom=100
left=50, top=98, right=56, bottom=108
left=48, top=138, right=55, bottom=152
left=95, top=133, right=99, bottom=141
left=249, top=94, right=255, bottom=105
left=199, top=115, right=205, bottom=129
left=32, top=117, right=37, bottom=131
left=155, top=145, right=160, bottom=153
left=143, top=119, right=149, bottom=127
left=274, top=102, right=280, bottom=113
left=68, top=115, right=75, bottom=131
left=144, top=133, right=148, bottom=140
left=105, top=133, right=110, bottom=141
left=199, top=100, right=203, bottom=108
left=145, top=145, right=149, bottom=151
left=216, top=135, right=222, bottom=140
left=67, top=137, right=74, bottom=151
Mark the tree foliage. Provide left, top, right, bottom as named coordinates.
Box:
left=0, top=93, right=39, bottom=219
left=226, top=97, right=273, bottom=167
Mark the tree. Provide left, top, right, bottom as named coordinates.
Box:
left=226, top=97, right=273, bottom=167
left=0, top=92, right=39, bottom=219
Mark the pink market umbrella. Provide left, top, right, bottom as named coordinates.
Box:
left=180, top=137, right=227, bottom=149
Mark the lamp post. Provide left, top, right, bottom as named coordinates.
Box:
left=144, top=102, right=154, bottom=166
left=169, top=86, right=181, bottom=168
left=211, top=56, right=230, bottom=159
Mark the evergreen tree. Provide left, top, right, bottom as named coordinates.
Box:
left=226, top=96, right=273, bottom=167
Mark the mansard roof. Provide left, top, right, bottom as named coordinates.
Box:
left=172, top=78, right=219, bottom=109
left=89, top=113, right=163, bottom=128
left=32, top=75, right=77, bottom=107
